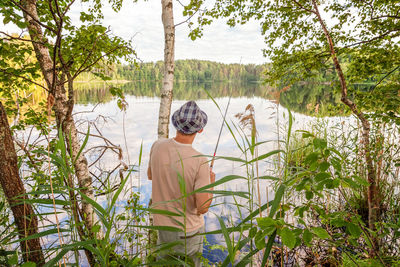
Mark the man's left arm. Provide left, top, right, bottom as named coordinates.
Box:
left=147, top=166, right=152, bottom=180
left=195, top=170, right=215, bottom=214
left=147, top=143, right=154, bottom=180
left=194, top=159, right=215, bottom=214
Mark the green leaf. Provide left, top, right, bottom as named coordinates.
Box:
left=258, top=175, right=280, bottom=181
left=305, top=152, right=319, bottom=165
left=269, top=184, right=286, bottom=218
left=15, top=198, right=70, bottom=206
left=21, top=262, right=36, bottom=267
left=319, top=161, right=330, bottom=171
left=287, top=110, right=293, bottom=142
left=313, top=138, right=327, bottom=149
left=177, top=172, right=186, bottom=196
left=93, top=72, right=112, bottom=81
left=217, top=216, right=234, bottom=264
left=44, top=248, right=69, bottom=267
left=312, top=227, right=331, bottom=239
left=303, top=229, right=313, bottom=246
left=300, top=131, right=314, bottom=138
left=78, top=190, right=109, bottom=230
left=73, top=126, right=90, bottom=165
left=79, top=191, right=106, bottom=215
left=353, top=175, right=370, bottom=186
left=57, top=126, right=67, bottom=161
left=257, top=217, right=276, bottom=229
left=109, top=171, right=131, bottom=212
left=153, top=240, right=183, bottom=254
left=305, top=191, right=313, bottom=200
left=147, top=258, right=189, bottom=266
left=247, top=150, right=283, bottom=163
left=132, top=225, right=182, bottom=232
left=139, top=140, right=143, bottom=166
left=8, top=253, right=18, bottom=265
left=191, top=175, right=246, bottom=195
left=211, top=155, right=247, bottom=163
left=346, top=223, right=362, bottom=237
left=249, top=227, right=257, bottom=238
left=12, top=228, right=70, bottom=244
left=315, top=172, right=331, bottom=182
left=203, top=190, right=249, bottom=198
left=91, top=225, right=101, bottom=234
left=261, top=230, right=277, bottom=267
left=342, top=178, right=360, bottom=189
left=280, top=227, right=296, bottom=249
left=255, top=230, right=266, bottom=250
left=137, top=208, right=182, bottom=217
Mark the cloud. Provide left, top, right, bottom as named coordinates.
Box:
left=100, top=0, right=267, bottom=64
left=1, top=0, right=266, bottom=64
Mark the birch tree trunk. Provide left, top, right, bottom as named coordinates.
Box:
left=0, top=102, right=45, bottom=265
left=311, top=0, right=379, bottom=254
left=22, top=0, right=96, bottom=234
left=158, top=0, right=175, bottom=138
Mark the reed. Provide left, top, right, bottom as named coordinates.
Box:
left=4, top=93, right=400, bottom=266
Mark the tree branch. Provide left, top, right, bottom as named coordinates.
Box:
left=344, top=29, right=400, bottom=48
left=371, top=65, right=400, bottom=90
left=175, top=7, right=199, bottom=27
left=72, top=45, right=132, bottom=80
left=291, top=0, right=316, bottom=14
left=0, top=31, right=46, bottom=45
left=9, top=0, right=57, bottom=34
left=0, top=68, right=49, bottom=92
left=62, top=0, right=76, bottom=17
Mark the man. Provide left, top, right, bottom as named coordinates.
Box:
left=147, top=101, right=216, bottom=266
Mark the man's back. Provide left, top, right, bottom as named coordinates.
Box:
left=149, top=138, right=210, bottom=232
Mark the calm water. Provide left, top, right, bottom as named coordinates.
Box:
left=71, top=81, right=348, bottom=263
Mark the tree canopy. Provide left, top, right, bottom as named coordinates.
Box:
left=185, top=0, right=400, bottom=121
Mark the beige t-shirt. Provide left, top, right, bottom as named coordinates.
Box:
left=148, top=138, right=211, bottom=232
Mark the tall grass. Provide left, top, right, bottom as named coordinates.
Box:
left=4, top=93, right=400, bottom=266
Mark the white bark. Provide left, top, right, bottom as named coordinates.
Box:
left=22, top=0, right=96, bottom=233
left=158, top=0, right=175, bottom=138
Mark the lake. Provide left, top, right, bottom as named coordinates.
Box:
left=53, top=81, right=351, bottom=264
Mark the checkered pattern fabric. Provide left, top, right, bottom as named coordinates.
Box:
left=171, top=101, right=208, bottom=134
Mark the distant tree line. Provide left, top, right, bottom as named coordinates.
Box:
left=116, top=59, right=268, bottom=82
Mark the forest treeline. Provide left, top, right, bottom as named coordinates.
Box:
left=111, top=60, right=268, bottom=82
left=81, top=56, right=396, bottom=86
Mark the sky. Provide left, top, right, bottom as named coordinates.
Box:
left=0, top=0, right=267, bottom=64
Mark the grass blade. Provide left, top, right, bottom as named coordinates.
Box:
left=268, top=184, right=286, bottom=218
left=217, top=216, right=234, bottom=264
left=191, top=175, right=246, bottom=195
left=73, top=126, right=90, bottom=165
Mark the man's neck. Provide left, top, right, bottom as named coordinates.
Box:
left=174, top=132, right=196, bottom=144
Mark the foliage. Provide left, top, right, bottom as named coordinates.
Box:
left=184, top=0, right=400, bottom=121
left=117, top=59, right=268, bottom=82
left=0, top=0, right=136, bottom=130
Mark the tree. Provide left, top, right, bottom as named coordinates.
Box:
left=1, top=0, right=134, bottom=264
left=185, top=0, right=400, bottom=257
left=158, top=0, right=175, bottom=138
left=0, top=102, right=44, bottom=265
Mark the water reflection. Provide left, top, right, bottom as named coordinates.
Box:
left=279, top=82, right=346, bottom=116
left=74, top=81, right=268, bottom=104
left=72, top=80, right=355, bottom=263
left=74, top=81, right=346, bottom=116
left=73, top=94, right=317, bottom=263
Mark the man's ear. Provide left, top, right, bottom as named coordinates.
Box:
left=198, top=128, right=204, bottom=134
